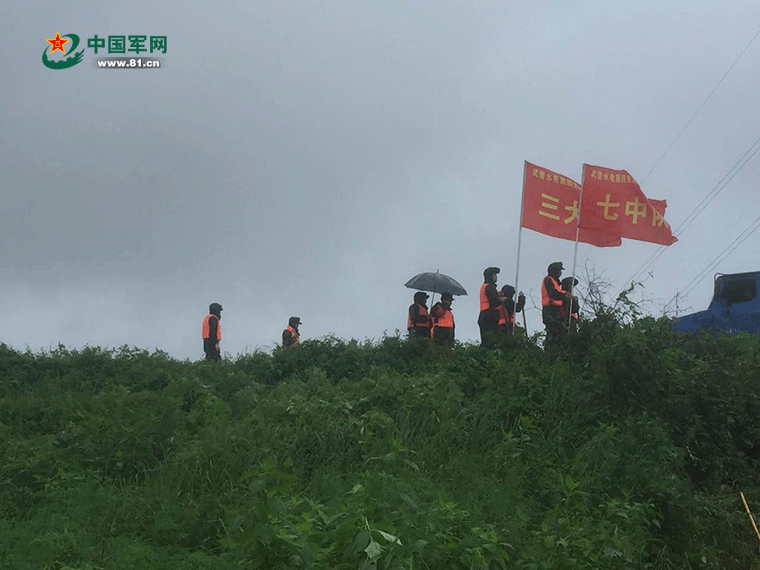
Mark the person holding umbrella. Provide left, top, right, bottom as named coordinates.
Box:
left=430, top=292, right=455, bottom=344
left=407, top=291, right=432, bottom=338
left=478, top=267, right=502, bottom=348
left=403, top=271, right=467, bottom=340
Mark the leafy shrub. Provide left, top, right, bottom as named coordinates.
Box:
left=2, top=320, right=760, bottom=568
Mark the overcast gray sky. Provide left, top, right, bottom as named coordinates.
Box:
left=4, top=1, right=760, bottom=359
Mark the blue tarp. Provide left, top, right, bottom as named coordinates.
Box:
left=673, top=272, right=760, bottom=335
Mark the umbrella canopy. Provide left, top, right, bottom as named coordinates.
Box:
left=404, top=271, right=467, bottom=296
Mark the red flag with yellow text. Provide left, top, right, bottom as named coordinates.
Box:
left=578, top=164, right=677, bottom=246
left=521, top=161, right=621, bottom=247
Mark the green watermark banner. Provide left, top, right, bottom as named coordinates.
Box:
left=42, top=31, right=168, bottom=70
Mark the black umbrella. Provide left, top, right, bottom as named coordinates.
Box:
left=404, top=270, right=467, bottom=305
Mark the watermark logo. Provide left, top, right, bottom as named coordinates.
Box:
left=42, top=31, right=85, bottom=69
left=90, top=35, right=167, bottom=69
left=86, top=35, right=167, bottom=55
left=42, top=33, right=168, bottom=69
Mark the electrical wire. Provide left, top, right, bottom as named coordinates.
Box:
left=621, top=23, right=760, bottom=288
left=682, top=216, right=760, bottom=297
left=640, top=24, right=760, bottom=185
left=626, top=134, right=760, bottom=286
left=665, top=213, right=760, bottom=311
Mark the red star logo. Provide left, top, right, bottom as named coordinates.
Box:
left=46, top=32, right=69, bottom=54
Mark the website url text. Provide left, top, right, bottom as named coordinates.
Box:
left=96, top=58, right=160, bottom=68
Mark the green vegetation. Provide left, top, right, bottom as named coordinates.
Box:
left=2, top=317, right=760, bottom=569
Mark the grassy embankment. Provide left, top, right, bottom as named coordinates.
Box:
left=2, top=316, right=760, bottom=569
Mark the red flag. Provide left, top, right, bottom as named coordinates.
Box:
left=578, top=164, right=677, bottom=246
left=521, top=161, right=621, bottom=247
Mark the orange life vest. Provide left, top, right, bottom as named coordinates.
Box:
left=432, top=306, right=454, bottom=330
left=480, top=282, right=495, bottom=312
left=284, top=325, right=300, bottom=346
left=541, top=277, right=565, bottom=307
left=202, top=314, right=222, bottom=340
left=407, top=304, right=431, bottom=330
left=497, top=304, right=515, bottom=326
left=560, top=300, right=579, bottom=320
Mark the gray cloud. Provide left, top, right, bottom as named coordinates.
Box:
left=4, top=0, right=760, bottom=358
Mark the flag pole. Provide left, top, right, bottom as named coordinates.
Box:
left=515, top=161, right=527, bottom=296
left=515, top=161, right=527, bottom=335
left=568, top=164, right=586, bottom=328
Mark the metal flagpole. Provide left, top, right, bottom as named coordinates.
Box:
left=568, top=164, right=586, bottom=328
left=515, top=161, right=527, bottom=335
left=515, top=161, right=527, bottom=295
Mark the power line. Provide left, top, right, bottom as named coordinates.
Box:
left=621, top=23, right=760, bottom=288
left=682, top=215, right=760, bottom=298
left=673, top=139, right=760, bottom=235
left=665, top=212, right=760, bottom=311
left=626, top=134, right=760, bottom=286
left=640, top=24, right=760, bottom=185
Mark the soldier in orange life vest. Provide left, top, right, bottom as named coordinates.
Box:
left=541, top=262, right=570, bottom=350
left=560, top=277, right=580, bottom=333
left=407, top=291, right=432, bottom=338
left=202, top=302, right=223, bottom=361
left=478, top=267, right=503, bottom=348
left=498, top=284, right=525, bottom=335
left=283, top=317, right=301, bottom=349
left=430, top=292, right=455, bottom=344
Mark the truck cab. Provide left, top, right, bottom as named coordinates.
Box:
left=673, top=272, right=760, bottom=334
